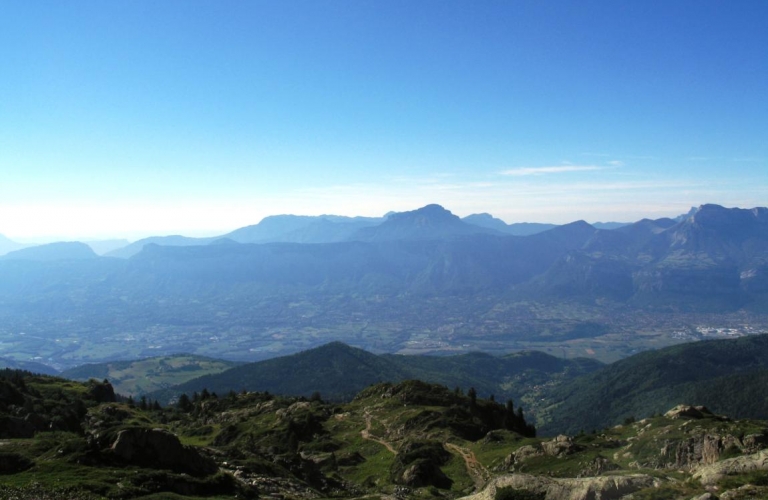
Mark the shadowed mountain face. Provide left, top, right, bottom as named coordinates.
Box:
left=147, top=341, right=602, bottom=404
left=0, top=234, right=26, bottom=257
left=539, top=334, right=768, bottom=435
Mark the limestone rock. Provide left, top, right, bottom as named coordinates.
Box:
left=458, top=473, right=657, bottom=500
left=542, top=435, right=582, bottom=457
left=742, top=433, right=768, bottom=453
left=514, top=445, right=544, bottom=463
left=661, top=434, right=740, bottom=469
left=693, top=450, right=768, bottom=485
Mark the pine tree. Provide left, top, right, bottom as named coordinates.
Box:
left=177, top=393, right=192, bottom=412
left=468, top=387, right=477, bottom=408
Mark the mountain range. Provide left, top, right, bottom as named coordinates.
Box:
left=0, top=203, right=766, bottom=369
left=97, top=206, right=629, bottom=258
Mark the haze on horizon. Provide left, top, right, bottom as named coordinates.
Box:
left=1, top=1, right=766, bottom=241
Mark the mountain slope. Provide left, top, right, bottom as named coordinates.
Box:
left=106, top=235, right=214, bottom=258
left=151, top=342, right=413, bottom=402
left=61, top=354, right=241, bottom=396
left=0, top=357, right=59, bottom=375
left=1, top=241, right=98, bottom=261
left=539, top=333, right=768, bottom=435
left=5, top=367, right=768, bottom=500
left=0, top=234, right=26, bottom=256
left=148, top=342, right=602, bottom=404
left=224, top=214, right=383, bottom=243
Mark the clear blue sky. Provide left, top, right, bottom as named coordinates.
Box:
left=1, top=1, right=766, bottom=240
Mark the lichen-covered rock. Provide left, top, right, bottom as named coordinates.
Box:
left=576, top=456, right=621, bottom=477
left=111, top=427, right=218, bottom=476
left=742, top=433, right=768, bottom=453
left=541, top=435, right=582, bottom=457
left=719, top=484, right=768, bottom=499
left=693, top=450, right=768, bottom=485
left=511, top=444, right=544, bottom=464
left=458, top=473, right=657, bottom=500
left=658, top=433, right=741, bottom=469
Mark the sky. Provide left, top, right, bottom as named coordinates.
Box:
left=1, top=1, right=766, bottom=241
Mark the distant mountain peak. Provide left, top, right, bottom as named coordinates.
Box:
left=1, top=241, right=98, bottom=262
left=390, top=204, right=457, bottom=222
left=351, top=204, right=499, bottom=241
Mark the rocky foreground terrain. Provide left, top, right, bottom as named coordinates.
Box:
left=2, top=369, right=768, bottom=499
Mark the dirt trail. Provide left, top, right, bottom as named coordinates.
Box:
left=360, top=409, right=397, bottom=454
left=444, top=442, right=491, bottom=489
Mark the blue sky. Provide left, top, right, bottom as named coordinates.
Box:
left=1, top=1, right=766, bottom=240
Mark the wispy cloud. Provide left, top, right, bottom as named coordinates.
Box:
left=500, top=165, right=603, bottom=176
left=607, top=160, right=624, bottom=167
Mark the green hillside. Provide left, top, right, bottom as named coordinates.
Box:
left=539, top=334, right=768, bottom=435
left=61, top=354, right=241, bottom=396
left=147, top=342, right=602, bottom=406
left=3, top=368, right=768, bottom=499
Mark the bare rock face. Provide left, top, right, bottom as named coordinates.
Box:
left=658, top=433, right=741, bottom=469
left=693, top=450, right=768, bottom=486
left=111, top=427, right=218, bottom=477
left=458, top=473, right=657, bottom=500
left=742, top=433, right=768, bottom=453
left=502, top=445, right=544, bottom=469
left=541, top=435, right=582, bottom=457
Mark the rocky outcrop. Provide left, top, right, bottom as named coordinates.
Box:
left=742, top=433, right=768, bottom=453
left=665, top=405, right=725, bottom=420
left=502, top=436, right=583, bottom=471
left=458, top=473, right=657, bottom=500
left=390, top=441, right=453, bottom=489
left=110, top=427, right=218, bottom=476
left=542, top=435, right=582, bottom=457
left=693, top=450, right=768, bottom=485
left=401, top=460, right=452, bottom=489
left=657, top=433, right=742, bottom=469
